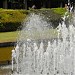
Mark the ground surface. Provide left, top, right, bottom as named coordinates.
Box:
left=0, top=65, right=12, bottom=75
left=0, top=31, right=19, bottom=43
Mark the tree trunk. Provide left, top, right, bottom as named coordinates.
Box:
left=3, top=0, right=8, bottom=9
left=24, top=0, right=27, bottom=9
left=48, top=0, right=51, bottom=8
left=42, top=1, right=46, bottom=8
left=60, top=2, right=62, bottom=7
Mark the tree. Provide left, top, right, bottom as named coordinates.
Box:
left=3, top=0, right=8, bottom=8
left=23, top=0, right=27, bottom=9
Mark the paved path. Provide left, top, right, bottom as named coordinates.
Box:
left=0, top=65, right=11, bottom=75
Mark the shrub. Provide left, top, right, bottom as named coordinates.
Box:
left=51, top=8, right=66, bottom=15
left=0, top=9, right=28, bottom=32
left=0, top=8, right=66, bottom=32
left=29, top=8, right=66, bottom=28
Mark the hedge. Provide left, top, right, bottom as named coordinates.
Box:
left=29, top=8, right=66, bottom=28
left=0, top=9, right=28, bottom=32
left=0, top=8, right=66, bottom=32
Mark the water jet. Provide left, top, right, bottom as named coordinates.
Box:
left=12, top=11, right=75, bottom=75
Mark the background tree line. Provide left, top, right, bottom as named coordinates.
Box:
left=0, top=0, right=75, bottom=9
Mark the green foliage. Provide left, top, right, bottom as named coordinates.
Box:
left=30, top=8, right=66, bottom=28
left=51, top=8, right=66, bottom=15
left=0, top=8, right=66, bottom=32
left=0, top=9, right=28, bottom=32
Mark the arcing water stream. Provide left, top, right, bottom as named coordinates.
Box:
left=12, top=10, right=75, bottom=75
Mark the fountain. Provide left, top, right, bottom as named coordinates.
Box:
left=12, top=10, right=75, bottom=75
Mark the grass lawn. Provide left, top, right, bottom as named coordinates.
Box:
left=0, top=29, right=58, bottom=43
left=0, top=31, right=19, bottom=43
left=19, top=29, right=58, bottom=40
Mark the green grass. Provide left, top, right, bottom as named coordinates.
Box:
left=0, top=31, right=19, bottom=43
left=18, top=29, right=58, bottom=40
left=0, top=29, right=58, bottom=42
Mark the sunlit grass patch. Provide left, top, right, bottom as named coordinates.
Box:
left=0, top=31, right=19, bottom=43
left=18, top=29, right=58, bottom=40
